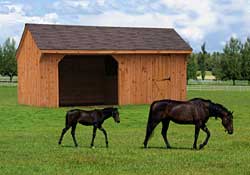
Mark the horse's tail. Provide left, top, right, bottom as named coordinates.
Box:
left=145, top=101, right=158, bottom=138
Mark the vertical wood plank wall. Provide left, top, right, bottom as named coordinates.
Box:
left=113, top=54, right=188, bottom=105
left=17, top=30, right=41, bottom=106
left=17, top=30, right=63, bottom=107
left=39, top=54, right=63, bottom=107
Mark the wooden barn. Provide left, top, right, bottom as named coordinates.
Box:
left=16, top=23, right=192, bottom=107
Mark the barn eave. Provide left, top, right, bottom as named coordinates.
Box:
left=40, top=49, right=192, bottom=55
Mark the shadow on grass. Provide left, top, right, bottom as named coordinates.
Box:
left=140, top=146, right=195, bottom=150
left=60, top=144, right=109, bottom=149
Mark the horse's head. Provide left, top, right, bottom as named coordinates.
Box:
left=112, top=108, right=120, bottom=123
left=221, top=111, right=234, bottom=135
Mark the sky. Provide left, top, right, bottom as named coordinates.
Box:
left=0, top=0, right=250, bottom=52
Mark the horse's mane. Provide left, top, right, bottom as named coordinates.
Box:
left=190, top=98, right=232, bottom=118
left=102, top=107, right=117, bottom=112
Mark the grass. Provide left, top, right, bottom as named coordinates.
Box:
left=0, top=87, right=250, bottom=175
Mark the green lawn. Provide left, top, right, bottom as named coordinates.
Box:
left=0, top=87, right=250, bottom=175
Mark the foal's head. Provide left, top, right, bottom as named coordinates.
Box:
left=112, top=108, right=120, bottom=123
left=103, top=107, right=120, bottom=123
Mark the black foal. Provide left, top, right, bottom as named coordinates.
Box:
left=58, top=107, right=120, bottom=148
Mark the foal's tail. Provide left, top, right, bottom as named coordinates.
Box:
left=64, top=109, right=80, bottom=127
left=64, top=111, right=70, bottom=127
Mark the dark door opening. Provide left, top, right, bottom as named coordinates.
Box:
left=59, top=55, right=118, bottom=106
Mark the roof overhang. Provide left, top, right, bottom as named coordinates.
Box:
left=41, top=49, right=192, bottom=55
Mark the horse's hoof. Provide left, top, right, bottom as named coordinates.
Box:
left=199, top=144, right=204, bottom=150
left=58, top=142, right=61, bottom=145
left=166, top=146, right=171, bottom=149
left=91, top=146, right=95, bottom=149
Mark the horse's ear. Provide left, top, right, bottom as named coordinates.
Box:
left=231, top=111, right=234, bottom=114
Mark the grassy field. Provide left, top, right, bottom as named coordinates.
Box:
left=0, top=87, right=250, bottom=175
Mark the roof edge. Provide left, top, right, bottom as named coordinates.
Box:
left=16, top=25, right=28, bottom=58
left=41, top=49, right=192, bottom=55
left=25, top=23, right=176, bottom=30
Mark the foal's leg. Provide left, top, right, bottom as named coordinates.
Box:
left=199, top=125, right=211, bottom=149
left=193, top=125, right=200, bottom=149
left=143, top=120, right=160, bottom=148
left=90, top=126, right=97, bottom=148
left=161, top=120, right=171, bottom=148
left=58, top=126, right=70, bottom=145
left=98, top=126, right=108, bottom=148
left=71, top=123, right=78, bottom=147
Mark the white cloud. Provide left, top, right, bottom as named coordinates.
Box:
left=160, top=0, right=218, bottom=41
left=53, top=0, right=90, bottom=9
left=78, top=11, right=174, bottom=28
left=96, top=0, right=105, bottom=6
left=0, top=3, right=58, bottom=45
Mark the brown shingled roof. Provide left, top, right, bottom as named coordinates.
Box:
left=25, top=23, right=192, bottom=51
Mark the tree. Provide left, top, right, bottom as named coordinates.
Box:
left=211, top=52, right=223, bottom=80
left=221, top=37, right=242, bottom=85
left=187, top=53, right=198, bottom=82
left=0, top=38, right=17, bottom=82
left=198, top=42, right=207, bottom=80
left=241, top=37, right=250, bottom=85
left=0, top=44, right=2, bottom=73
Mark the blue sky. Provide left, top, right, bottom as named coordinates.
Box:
left=0, top=0, right=250, bottom=52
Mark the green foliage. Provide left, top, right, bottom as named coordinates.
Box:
left=187, top=53, right=198, bottom=81
left=198, top=42, right=207, bottom=80
left=220, top=37, right=242, bottom=85
left=1, top=87, right=250, bottom=175
left=211, top=52, right=223, bottom=80
left=0, top=45, right=2, bottom=71
left=0, top=38, right=17, bottom=81
left=241, top=37, right=250, bottom=85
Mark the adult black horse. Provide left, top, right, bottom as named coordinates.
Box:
left=58, top=107, right=120, bottom=148
left=143, top=98, right=234, bottom=149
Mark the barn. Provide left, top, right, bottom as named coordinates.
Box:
left=16, top=23, right=192, bottom=107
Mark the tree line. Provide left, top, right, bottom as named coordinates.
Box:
left=0, top=36, right=250, bottom=85
left=187, top=37, right=250, bottom=85
left=0, top=38, right=17, bottom=82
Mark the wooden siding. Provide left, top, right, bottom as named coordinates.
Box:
left=17, top=30, right=63, bottom=107
left=17, top=30, right=42, bottom=106
left=113, top=54, right=187, bottom=105
left=39, top=54, right=63, bottom=107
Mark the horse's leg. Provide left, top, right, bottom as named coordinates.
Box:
left=98, top=126, right=108, bottom=148
left=90, top=126, right=97, bottom=148
left=71, top=123, right=78, bottom=147
left=199, top=125, right=211, bottom=149
left=193, top=125, right=200, bottom=149
left=58, top=126, right=70, bottom=145
left=143, top=120, right=160, bottom=148
left=161, top=120, right=171, bottom=148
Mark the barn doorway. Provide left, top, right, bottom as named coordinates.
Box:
left=58, top=55, right=118, bottom=106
